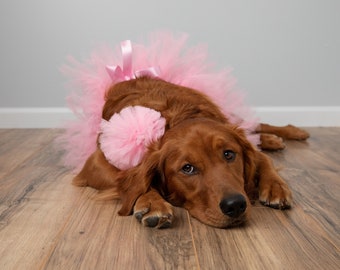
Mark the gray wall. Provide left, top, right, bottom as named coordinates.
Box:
left=1, top=0, right=339, bottom=108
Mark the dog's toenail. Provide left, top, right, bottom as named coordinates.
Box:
left=270, top=203, right=280, bottom=209
left=144, top=216, right=159, bottom=227
left=134, top=212, right=143, bottom=221
left=159, top=221, right=172, bottom=229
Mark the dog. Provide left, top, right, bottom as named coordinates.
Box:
left=73, top=77, right=309, bottom=228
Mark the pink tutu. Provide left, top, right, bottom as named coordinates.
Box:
left=58, top=32, right=260, bottom=172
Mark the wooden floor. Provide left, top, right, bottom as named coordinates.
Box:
left=0, top=128, right=339, bottom=270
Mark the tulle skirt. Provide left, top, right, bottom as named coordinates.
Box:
left=58, top=32, right=260, bottom=171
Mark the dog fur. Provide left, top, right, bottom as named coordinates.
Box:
left=73, top=77, right=309, bottom=228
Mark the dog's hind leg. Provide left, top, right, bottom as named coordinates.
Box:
left=256, top=123, right=310, bottom=140
left=73, top=149, right=120, bottom=190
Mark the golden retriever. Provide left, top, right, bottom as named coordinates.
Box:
left=73, top=77, right=309, bottom=228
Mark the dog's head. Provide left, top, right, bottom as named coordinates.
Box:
left=117, top=118, right=257, bottom=228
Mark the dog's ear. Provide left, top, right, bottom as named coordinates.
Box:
left=116, top=142, right=163, bottom=216
left=232, top=128, right=257, bottom=198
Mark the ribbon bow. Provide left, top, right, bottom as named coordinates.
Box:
left=106, top=40, right=160, bottom=82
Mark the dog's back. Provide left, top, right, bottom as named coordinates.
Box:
left=102, top=77, right=229, bottom=129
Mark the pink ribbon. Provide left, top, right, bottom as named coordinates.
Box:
left=106, top=40, right=161, bottom=82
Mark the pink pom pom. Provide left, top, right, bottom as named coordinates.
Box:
left=99, top=106, right=166, bottom=170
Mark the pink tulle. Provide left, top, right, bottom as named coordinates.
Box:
left=100, top=106, right=166, bottom=170
left=58, top=32, right=260, bottom=172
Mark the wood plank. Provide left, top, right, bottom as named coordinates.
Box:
left=0, top=129, right=66, bottom=215
left=0, top=128, right=339, bottom=269
left=191, top=205, right=339, bottom=269
left=0, top=129, right=59, bottom=178
left=281, top=168, right=340, bottom=238
left=267, top=127, right=340, bottom=171
left=41, top=191, right=198, bottom=269
left=0, top=171, right=83, bottom=269
left=0, top=129, right=85, bottom=269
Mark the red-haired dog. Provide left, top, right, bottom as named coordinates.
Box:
left=74, top=77, right=309, bottom=228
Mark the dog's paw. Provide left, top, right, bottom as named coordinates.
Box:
left=260, top=134, right=286, bottom=151
left=259, top=181, right=292, bottom=210
left=133, top=195, right=174, bottom=229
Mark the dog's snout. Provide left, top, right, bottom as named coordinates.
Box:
left=219, top=194, right=247, bottom=218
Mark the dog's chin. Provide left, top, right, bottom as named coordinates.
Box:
left=192, top=209, right=248, bottom=229
left=225, top=216, right=248, bottom=228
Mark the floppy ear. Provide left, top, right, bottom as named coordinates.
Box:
left=233, top=128, right=257, bottom=199
left=116, top=142, right=162, bottom=216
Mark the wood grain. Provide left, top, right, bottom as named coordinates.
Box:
left=0, top=128, right=339, bottom=269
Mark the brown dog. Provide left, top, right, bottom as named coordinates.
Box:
left=73, top=77, right=309, bottom=228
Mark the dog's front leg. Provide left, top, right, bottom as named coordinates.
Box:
left=255, top=151, right=292, bottom=209
left=133, top=188, right=174, bottom=229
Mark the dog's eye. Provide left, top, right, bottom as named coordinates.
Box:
left=224, top=150, right=236, bottom=162
left=181, top=164, right=197, bottom=175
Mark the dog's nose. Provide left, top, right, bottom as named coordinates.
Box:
left=219, top=194, right=247, bottom=218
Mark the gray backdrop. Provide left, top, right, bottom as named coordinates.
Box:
left=1, top=0, right=339, bottom=108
